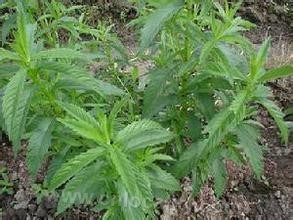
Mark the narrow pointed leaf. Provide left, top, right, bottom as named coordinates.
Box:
left=0, top=48, right=20, bottom=61
left=258, top=99, right=288, bottom=144
left=143, top=66, right=178, bottom=117
left=58, top=102, right=99, bottom=126
left=148, top=165, right=180, bottom=192
left=2, top=70, right=30, bottom=152
left=140, top=0, right=184, bottom=50
left=259, top=65, right=293, bottom=82
left=116, top=119, right=173, bottom=151
left=33, top=48, right=96, bottom=60
left=117, top=184, right=145, bottom=220
left=110, top=148, right=153, bottom=204
left=49, top=147, right=104, bottom=190
left=236, top=124, right=263, bottom=179
left=57, top=162, right=105, bottom=214
left=211, top=159, right=227, bottom=197
left=58, top=118, right=104, bottom=143
left=256, top=38, right=271, bottom=69
left=27, top=118, right=54, bottom=178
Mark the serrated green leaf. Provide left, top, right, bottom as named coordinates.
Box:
left=258, top=98, right=288, bottom=144
left=117, top=183, right=146, bottom=220
left=143, top=66, right=177, bottom=118
left=151, top=188, right=170, bottom=200
left=148, top=164, right=180, bottom=192
left=93, top=79, right=124, bottom=96
left=58, top=102, right=99, bottom=126
left=140, top=0, right=184, bottom=50
left=38, top=61, right=83, bottom=74
left=110, top=148, right=153, bottom=204
left=57, top=102, right=107, bottom=143
left=253, top=85, right=273, bottom=99
left=58, top=118, right=105, bottom=144
left=204, top=108, right=235, bottom=155
left=191, top=167, right=208, bottom=196
left=46, top=146, right=71, bottom=183
left=199, top=40, right=216, bottom=64
left=147, top=153, right=175, bottom=163
left=2, top=70, right=30, bottom=152
left=102, top=203, right=123, bottom=220
left=0, top=64, right=19, bottom=77
left=211, top=159, right=227, bottom=197
left=32, top=48, right=95, bottom=60
left=196, top=93, right=216, bottom=120
left=108, top=97, right=129, bottom=138
left=57, top=162, right=105, bottom=214
left=12, top=12, right=36, bottom=62
left=51, top=64, right=124, bottom=97
left=110, top=151, right=134, bottom=188
left=0, top=48, right=20, bottom=61
left=0, top=95, right=5, bottom=130
left=229, top=90, right=248, bottom=118
left=111, top=149, right=154, bottom=219
left=255, top=38, right=271, bottom=69
left=251, top=38, right=271, bottom=75
left=193, top=96, right=244, bottom=169
left=49, top=147, right=104, bottom=190
left=27, top=118, right=54, bottom=178
left=187, top=114, right=202, bottom=142
left=116, top=119, right=173, bottom=151
left=236, top=123, right=263, bottom=179
left=171, top=142, right=205, bottom=178
left=259, top=65, right=293, bottom=82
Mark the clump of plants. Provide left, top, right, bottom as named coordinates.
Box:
left=0, top=0, right=292, bottom=219
left=134, top=0, right=292, bottom=197
left=0, top=166, right=13, bottom=195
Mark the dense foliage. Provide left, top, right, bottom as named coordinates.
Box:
left=0, top=0, right=292, bottom=219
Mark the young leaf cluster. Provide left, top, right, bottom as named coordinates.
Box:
left=49, top=101, right=179, bottom=219
left=136, top=0, right=293, bottom=197
left=0, top=6, right=123, bottom=179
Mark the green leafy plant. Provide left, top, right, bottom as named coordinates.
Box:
left=36, top=0, right=89, bottom=47
left=0, top=166, right=13, bottom=195
left=48, top=100, right=179, bottom=219
left=0, top=8, right=123, bottom=179
left=32, top=183, right=52, bottom=204
left=0, top=0, right=39, bottom=46
left=135, top=0, right=293, bottom=196
left=0, top=0, right=292, bottom=218
left=0, top=0, right=101, bottom=48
